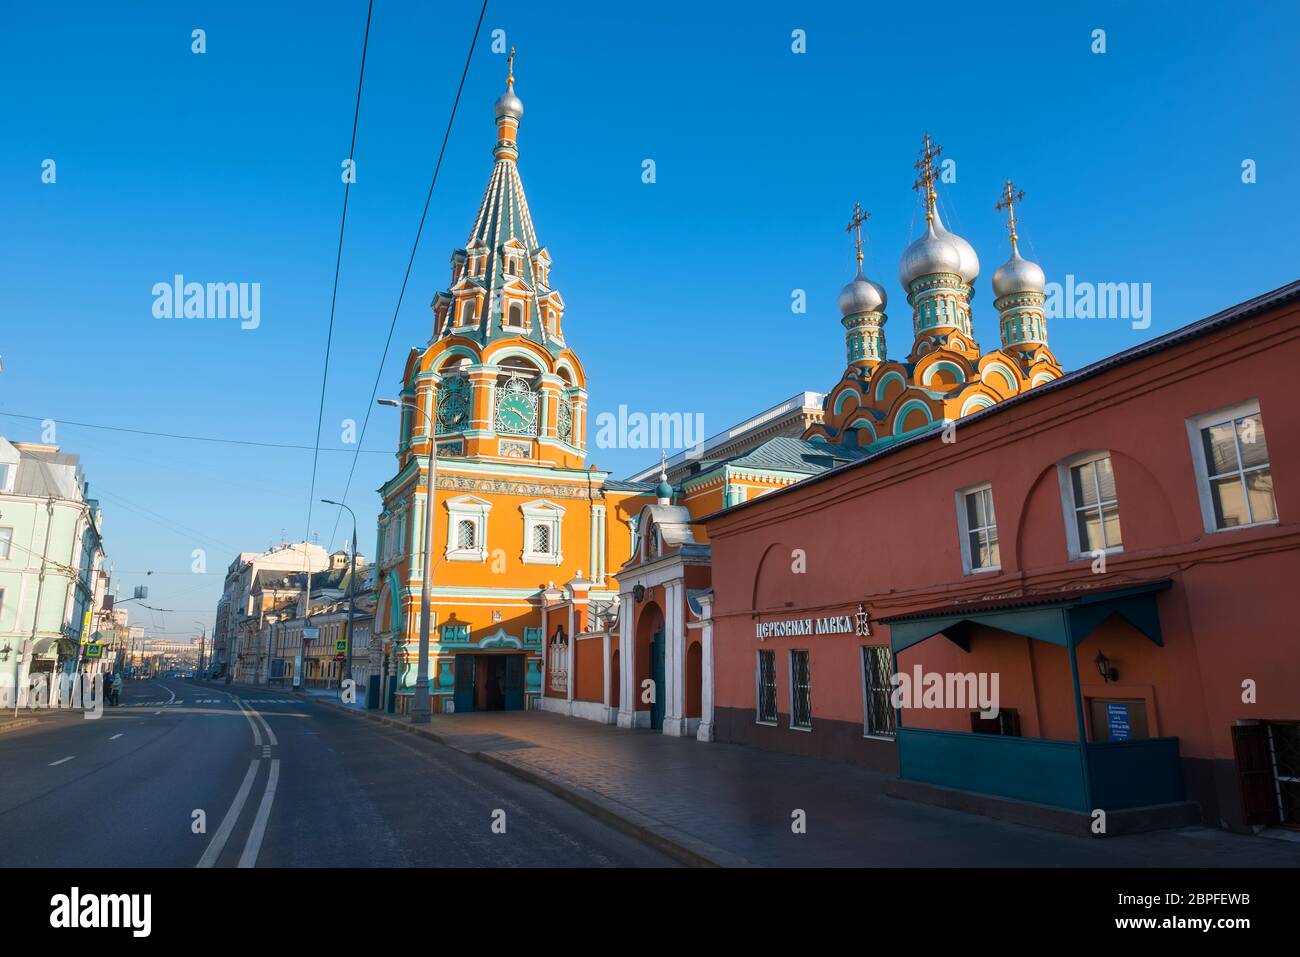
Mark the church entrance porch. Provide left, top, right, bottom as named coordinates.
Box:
left=451, top=653, right=525, bottom=714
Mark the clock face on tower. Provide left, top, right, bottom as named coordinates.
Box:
left=495, top=375, right=538, bottom=435
left=436, top=378, right=470, bottom=432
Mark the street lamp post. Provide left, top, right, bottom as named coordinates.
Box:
left=378, top=395, right=436, bottom=724
left=194, top=622, right=206, bottom=680
left=321, top=499, right=358, bottom=703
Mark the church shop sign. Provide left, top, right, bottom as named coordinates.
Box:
left=756, top=605, right=871, bottom=640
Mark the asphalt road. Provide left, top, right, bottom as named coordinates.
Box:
left=0, top=676, right=675, bottom=867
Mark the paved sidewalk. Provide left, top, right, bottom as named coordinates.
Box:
left=299, top=687, right=367, bottom=710
left=365, top=710, right=1300, bottom=868
left=220, top=685, right=1300, bottom=868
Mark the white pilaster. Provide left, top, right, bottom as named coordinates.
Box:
left=696, top=593, right=715, bottom=742
left=616, top=589, right=637, bottom=728
left=661, top=578, right=688, bottom=736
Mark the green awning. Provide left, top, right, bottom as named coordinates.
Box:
left=881, top=580, right=1172, bottom=654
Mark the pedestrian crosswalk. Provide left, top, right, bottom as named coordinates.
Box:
left=125, top=698, right=301, bottom=706
left=235, top=699, right=300, bottom=705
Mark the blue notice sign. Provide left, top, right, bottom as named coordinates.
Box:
left=1106, top=702, right=1131, bottom=741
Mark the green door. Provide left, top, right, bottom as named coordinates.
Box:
left=650, top=627, right=665, bottom=731
left=454, top=655, right=475, bottom=713
left=505, top=654, right=524, bottom=711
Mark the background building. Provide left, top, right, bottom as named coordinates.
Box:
left=0, top=439, right=109, bottom=704
left=212, top=540, right=329, bottom=680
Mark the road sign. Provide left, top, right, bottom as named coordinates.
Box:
left=303, top=626, right=320, bottom=641
left=335, top=638, right=347, bottom=653
left=85, top=643, right=102, bottom=659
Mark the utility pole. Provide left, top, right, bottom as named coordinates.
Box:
left=194, top=622, right=206, bottom=678
left=377, top=396, right=435, bottom=723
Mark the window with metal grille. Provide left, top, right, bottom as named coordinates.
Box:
left=959, top=484, right=1000, bottom=572
left=756, top=650, right=777, bottom=724
left=789, top=649, right=812, bottom=730
left=1067, top=454, right=1123, bottom=554
left=456, top=519, right=476, bottom=550
left=1193, top=406, right=1275, bottom=530
left=531, top=523, right=551, bottom=554
left=862, top=646, right=896, bottom=737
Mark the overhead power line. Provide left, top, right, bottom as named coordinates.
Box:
left=304, top=0, right=376, bottom=550
left=326, top=0, right=489, bottom=548
left=0, top=411, right=388, bottom=453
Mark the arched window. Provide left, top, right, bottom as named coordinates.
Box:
left=460, top=299, right=476, bottom=324
left=507, top=302, right=525, bottom=328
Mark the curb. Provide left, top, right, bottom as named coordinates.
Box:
left=0, top=717, right=39, bottom=734
left=284, top=692, right=750, bottom=868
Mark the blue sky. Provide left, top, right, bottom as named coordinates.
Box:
left=2, top=0, right=1297, bottom=639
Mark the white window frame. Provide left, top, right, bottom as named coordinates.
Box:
left=0, top=526, right=12, bottom=560
left=1186, top=399, right=1277, bottom=534
left=504, top=300, right=526, bottom=330
left=955, top=482, right=1001, bottom=575
left=755, top=648, right=778, bottom=726
left=1057, top=450, right=1124, bottom=560
left=520, top=499, right=564, bottom=565
left=444, top=495, right=491, bottom=563
left=788, top=648, right=812, bottom=731
left=0, top=463, right=12, bottom=493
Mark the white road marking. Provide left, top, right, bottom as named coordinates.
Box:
left=109, top=733, right=123, bottom=740
left=237, top=758, right=280, bottom=868
left=153, top=711, right=161, bottom=715
left=49, top=756, right=75, bottom=766
left=196, top=759, right=260, bottom=868
left=234, top=699, right=263, bottom=747
left=247, top=705, right=278, bottom=747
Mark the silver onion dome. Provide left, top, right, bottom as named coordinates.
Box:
left=932, top=210, right=979, bottom=284
left=899, top=208, right=979, bottom=290
left=899, top=220, right=962, bottom=289
left=839, top=267, right=887, bottom=316
left=992, top=246, right=1045, bottom=298
left=495, top=85, right=523, bottom=121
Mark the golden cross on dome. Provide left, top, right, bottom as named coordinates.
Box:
left=912, top=132, right=942, bottom=221
left=845, top=202, right=869, bottom=266
left=995, top=179, right=1025, bottom=247
left=507, top=47, right=516, bottom=86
